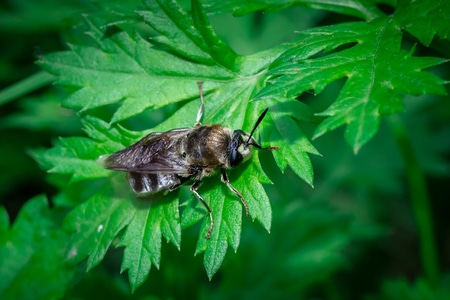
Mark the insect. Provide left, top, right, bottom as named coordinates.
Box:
left=99, top=82, right=278, bottom=238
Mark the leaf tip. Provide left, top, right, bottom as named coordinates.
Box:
left=206, top=271, right=214, bottom=282
left=353, top=144, right=362, bottom=155
left=312, top=131, right=324, bottom=141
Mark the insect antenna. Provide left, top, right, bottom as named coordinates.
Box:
left=245, top=108, right=278, bottom=150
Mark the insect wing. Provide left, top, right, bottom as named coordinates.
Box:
left=99, top=128, right=191, bottom=174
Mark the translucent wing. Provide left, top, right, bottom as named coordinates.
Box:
left=99, top=128, right=191, bottom=175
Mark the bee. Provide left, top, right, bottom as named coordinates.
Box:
left=99, top=82, right=278, bottom=238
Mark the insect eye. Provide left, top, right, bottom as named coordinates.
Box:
left=229, top=133, right=243, bottom=167
left=230, top=147, right=243, bottom=167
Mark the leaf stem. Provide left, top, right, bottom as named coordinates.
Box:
left=388, top=115, right=440, bottom=286
left=0, top=71, right=55, bottom=106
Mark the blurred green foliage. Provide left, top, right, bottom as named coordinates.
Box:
left=1, top=0, right=449, bottom=299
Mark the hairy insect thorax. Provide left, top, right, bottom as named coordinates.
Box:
left=185, top=125, right=253, bottom=173
left=185, top=125, right=231, bottom=169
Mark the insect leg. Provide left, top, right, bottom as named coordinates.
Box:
left=220, top=169, right=250, bottom=217
left=195, top=82, right=204, bottom=127
left=190, top=179, right=214, bottom=239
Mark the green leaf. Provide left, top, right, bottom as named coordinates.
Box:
left=140, top=0, right=215, bottom=64
left=52, top=123, right=183, bottom=289
left=233, top=153, right=273, bottom=232
left=32, top=137, right=110, bottom=182
left=180, top=152, right=273, bottom=279
left=367, top=277, right=450, bottom=300
left=38, top=3, right=236, bottom=124
left=0, top=93, right=81, bottom=134
left=257, top=98, right=320, bottom=186
left=191, top=0, right=239, bottom=70
left=0, top=207, right=8, bottom=240
left=0, top=195, right=76, bottom=300
left=30, top=116, right=142, bottom=183
left=0, top=71, right=55, bottom=107
left=4, top=0, right=449, bottom=297
left=35, top=0, right=318, bottom=287
left=395, top=0, right=450, bottom=46
left=119, top=193, right=181, bottom=292
left=192, top=183, right=243, bottom=280
left=82, top=115, right=144, bottom=147
left=203, top=0, right=387, bottom=20
left=63, top=182, right=136, bottom=269
left=256, top=18, right=447, bottom=152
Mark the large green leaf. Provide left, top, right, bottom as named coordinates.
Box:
left=35, top=0, right=317, bottom=287
left=256, top=17, right=447, bottom=152
left=31, top=0, right=448, bottom=292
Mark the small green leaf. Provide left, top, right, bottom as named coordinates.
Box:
left=233, top=153, right=273, bottom=232
left=0, top=206, right=9, bottom=240
left=191, top=0, right=239, bottom=71
left=0, top=71, right=55, bottom=107
left=140, top=0, right=214, bottom=63
left=0, top=93, right=81, bottom=134
left=395, top=0, right=450, bottom=46
left=120, top=208, right=156, bottom=293
left=30, top=115, right=144, bottom=185
left=182, top=153, right=274, bottom=279
left=261, top=99, right=319, bottom=186
left=119, top=193, right=181, bottom=292
left=63, top=182, right=136, bottom=269
left=367, top=277, right=450, bottom=300
left=193, top=186, right=243, bottom=279
left=31, top=137, right=111, bottom=182
left=0, top=195, right=76, bottom=300
left=81, top=116, right=142, bottom=148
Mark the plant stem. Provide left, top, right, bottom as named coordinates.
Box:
left=0, top=71, right=55, bottom=106
left=388, top=115, right=439, bottom=286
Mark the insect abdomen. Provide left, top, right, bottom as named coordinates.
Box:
left=127, top=173, right=185, bottom=194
